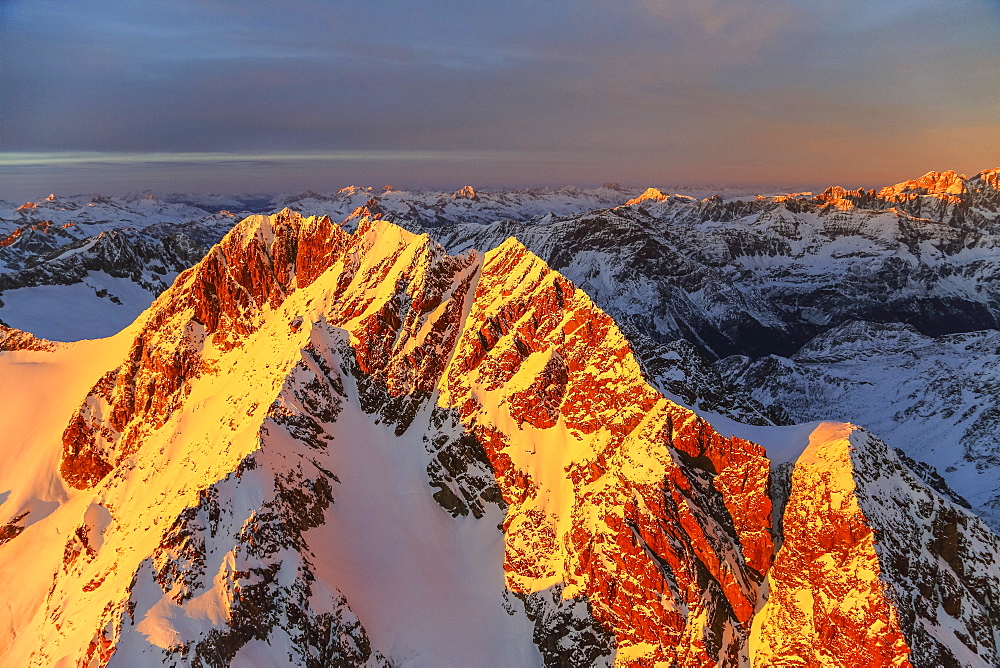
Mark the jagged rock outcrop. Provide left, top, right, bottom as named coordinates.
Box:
left=751, top=424, right=1000, bottom=667
left=0, top=324, right=56, bottom=351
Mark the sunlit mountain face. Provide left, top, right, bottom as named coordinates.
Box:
left=0, top=169, right=999, bottom=666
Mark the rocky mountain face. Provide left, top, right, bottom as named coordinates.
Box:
left=716, top=320, right=1000, bottom=531
left=0, top=211, right=997, bottom=666
left=429, top=167, right=1000, bottom=361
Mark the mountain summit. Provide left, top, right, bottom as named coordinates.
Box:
left=0, top=210, right=997, bottom=666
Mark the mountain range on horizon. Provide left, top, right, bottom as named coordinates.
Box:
left=1, top=166, right=1000, bottom=666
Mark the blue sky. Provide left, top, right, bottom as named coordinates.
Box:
left=1, top=0, right=998, bottom=196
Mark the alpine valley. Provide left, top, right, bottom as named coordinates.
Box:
left=1, top=168, right=1000, bottom=667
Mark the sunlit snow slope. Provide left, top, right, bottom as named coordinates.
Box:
left=0, top=211, right=997, bottom=667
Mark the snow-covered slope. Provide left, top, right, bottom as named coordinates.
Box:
left=0, top=230, right=205, bottom=340
left=0, top=193, right=212, bottom=234
left=274, top=184, right=641, bottom=228
left=0, top=211, right=996, bottom=666
left=0, top=194, right=228, bottom=341
left=716, top=320, right=1000, bottom=530
left=430, top=167, right=1000, bottom=360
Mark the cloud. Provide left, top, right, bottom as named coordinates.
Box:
left=637, top=0, right=799, bottom=50
left=0, top=150, right=539, bottom=167
left=1, top=0, right=998, bottom=192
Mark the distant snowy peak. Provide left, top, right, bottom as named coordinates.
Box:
left=2, top=192, right=211, bottom=228
left=452, top=185, right=480, bottom=200
left=0, top=220, right=77, bottom=258
left=876, top=167, right=1000, bottom=206
left=0, top=192, right=227, bottom=269
left=813, top=166, right=1000, bottom=217
left=0, top=229, right=206, bottom=341
left=0, top=192, right=241, bottom=341
left=624, top=187, right=668, bottom=206
left=151, top=191, right=275, bottom=213
left=274, top=184, right=646, bottom=227
left=880, top=169, right=968, bottom=198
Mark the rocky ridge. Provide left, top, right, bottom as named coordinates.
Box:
left=429, top=167, right=1000, bottom=361
left=273, top=183, right=642, bottom=228
left=0, top=211, right=996, bottom=666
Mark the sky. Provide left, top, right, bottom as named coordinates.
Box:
left=1, top=0, right=998, bottom=197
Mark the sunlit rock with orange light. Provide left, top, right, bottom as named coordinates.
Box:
left=436, top=236, right=775, bottom=665
left=811, top=167, right=1000, bottom=221
left=878, top=169, right=968, bottom=200
left=751, top=423, right=913, bottom=666
left=0, top=323, right=55, bottom=351
left=815, top=185, right=870, bottom=210
left=752, top=422, right=1000, bottom=667
left=624, top=187, right=669, bottom=206
left=452, top=185, right=480, bottom=201
left=2, top=209, right=1000, bottom=666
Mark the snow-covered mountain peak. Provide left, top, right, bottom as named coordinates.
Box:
left=1, top=209, right=996, bottom=665
left=3, top=167, right=1000, bottom=664
left=624, top=187, right=668, bottom=206
left=879, top=169, right=969, bottom=199
left=452, top=185, right=479, bottom=200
